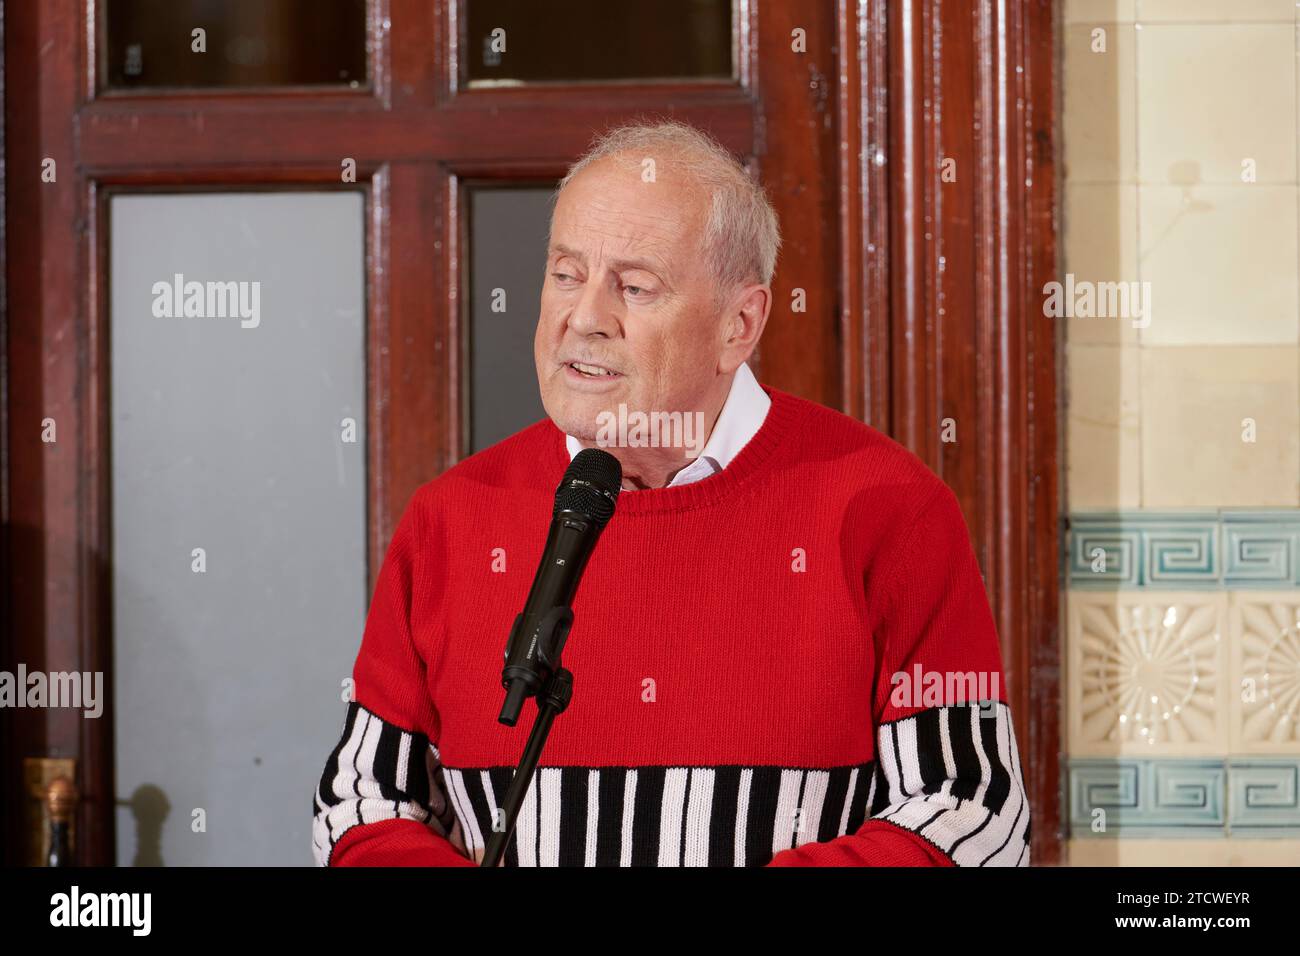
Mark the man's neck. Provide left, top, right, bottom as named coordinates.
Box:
left=574, top=381, right=731, bottom=490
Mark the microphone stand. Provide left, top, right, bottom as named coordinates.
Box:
left=481, top=608, right=574, bottom=867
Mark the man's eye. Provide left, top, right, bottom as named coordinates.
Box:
left=625, top=284, right=652, bottom=297
left=551, top=272, right=576, bottom=284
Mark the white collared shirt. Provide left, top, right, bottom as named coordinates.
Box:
left=564, top=362, right=771, bottom=489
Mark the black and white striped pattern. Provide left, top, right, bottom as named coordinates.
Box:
left=313, top=700, right=1029, bottom=867
left=440, top=761, right=877, bottom=867
left=312, top=701, right=463, bottom=866
left=868, top=701, right=1031, bottom=866
left=438, top=703, right=1028, bottom=866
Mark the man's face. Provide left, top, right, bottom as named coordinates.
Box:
left=535, top=155, right=726, bottom=441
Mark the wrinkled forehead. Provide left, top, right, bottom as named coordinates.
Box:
left=551, top=153, right=709, bottom=255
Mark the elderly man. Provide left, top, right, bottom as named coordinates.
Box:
left=313, top=121, right=1030, bottom=867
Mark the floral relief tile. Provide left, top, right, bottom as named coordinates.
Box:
left=1069, top=591, right=1229, bottom=755
left=1230, top=594, right=1300, bottom=753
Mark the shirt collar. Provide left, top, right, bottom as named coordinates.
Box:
left=564, top=361, right=771, bottom=488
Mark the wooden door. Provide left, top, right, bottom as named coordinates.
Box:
left=2, top=0, right=1059, bottom=865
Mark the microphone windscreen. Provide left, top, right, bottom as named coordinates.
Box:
left=554, top=448, right=622, bottom=525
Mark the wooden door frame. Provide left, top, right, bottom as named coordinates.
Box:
left=2, top=0, right=1061, bottom=865
left=867, top=0, right=1061, bottom=866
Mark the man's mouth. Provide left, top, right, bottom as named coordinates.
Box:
left=566, top=361, right=621, bottom=378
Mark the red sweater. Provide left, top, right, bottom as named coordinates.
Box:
left=313, top=384, right=1029, bottom=867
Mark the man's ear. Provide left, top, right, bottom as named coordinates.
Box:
left=719, top=283, right=772, bottom=374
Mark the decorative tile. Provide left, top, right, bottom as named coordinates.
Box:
left=1069, top=592, right=1228, bottom=755
left=1223, top=513, right=1300, bottom=588
left=1070, top=758, right=1226, bottom=836
left=1070, top=520, right=1142, bottom=588
left=1230, top=595, right=1300, bottom=752
left=1069, top=759, right=1300, bottom=838
left=1069, top=513, right=1218, bottom=589
left=1147, top=523, right=1219, bottom=587
left=1070, top=512, right=1300, bottom=589
left=1226, top=760, right=1300, bottom=835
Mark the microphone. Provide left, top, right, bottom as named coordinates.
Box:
left=497, top=448, right=622, bottom=726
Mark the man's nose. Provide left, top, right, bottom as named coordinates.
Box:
left=567, top=274, right=620, bottom=337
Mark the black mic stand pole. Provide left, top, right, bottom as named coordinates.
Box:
left=481, top=608, right=574, bottom=868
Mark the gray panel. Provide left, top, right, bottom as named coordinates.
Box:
left=110, top=192, right=366, bottom=865
left=470, top=187, right=552, bottom=452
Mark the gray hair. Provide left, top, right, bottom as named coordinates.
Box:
left=553, top=120, right=782, bottom=293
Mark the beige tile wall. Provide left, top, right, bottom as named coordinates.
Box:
left=1062, top=0, right=1300, bottom=864
left=1069, top=839, right=1300, bottom=866
left=1064, top=2, right=1300, bottom=509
